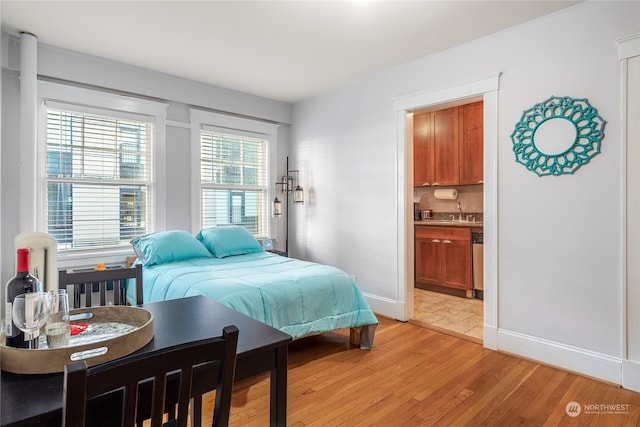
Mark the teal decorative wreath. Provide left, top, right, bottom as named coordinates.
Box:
left=510, top=96, right=606, bottom=176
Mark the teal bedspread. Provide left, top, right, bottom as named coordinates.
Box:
left=133, top=252, right=378, bottom=346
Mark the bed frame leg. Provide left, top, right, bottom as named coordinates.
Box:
left=350, top=327, right=361, bottom=347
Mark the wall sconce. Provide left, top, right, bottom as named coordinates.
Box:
left=273, top=156, right=303, bottom=255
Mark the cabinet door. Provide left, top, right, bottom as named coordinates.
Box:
left=415, top=237, right=441, bottom=285
left=433, top=107, right=459, bottom=186
left=413, top=112, right=434, bottom=186
left=459, top=101, right=484, bottom=185
left=441, top=238, right=471, bottom=290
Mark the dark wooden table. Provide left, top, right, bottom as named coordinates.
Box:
left=1, top=295, right=292, bottom=426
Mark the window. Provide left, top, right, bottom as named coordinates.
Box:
left=45, top=109, right=152, bottom=250
left=39, top=81, right=167, bottom=256
left=200, top=130, right=267, bottom=235
left=191, top=110, right=278, bottom=238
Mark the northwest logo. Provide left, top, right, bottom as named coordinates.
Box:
left=566, top=401, right=581, bottom=417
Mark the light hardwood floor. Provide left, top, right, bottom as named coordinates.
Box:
left=198, top=316, right=640, bottom=426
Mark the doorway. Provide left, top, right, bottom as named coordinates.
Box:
left=393, top=73, right=500, bottom=350
left=409, top=100, right=485, bottom=343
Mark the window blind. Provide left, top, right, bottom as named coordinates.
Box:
left=45, top=109, right=153, bottom=251
left=200, top=131, right=268, bottom=236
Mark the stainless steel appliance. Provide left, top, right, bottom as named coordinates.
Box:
left=472, top=231, right=484, bottom=299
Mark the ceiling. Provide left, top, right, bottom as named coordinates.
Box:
left=2, top=1, right=580, bottom=104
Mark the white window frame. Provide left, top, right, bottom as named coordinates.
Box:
left=190, top=109, right=279, bottom=238
left=38, top=81, right=168, bottom=268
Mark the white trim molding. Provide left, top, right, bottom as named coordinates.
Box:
left=619, top=32, right=640, bottom=392
left=361, top=292, right=400, bottom=321
left=499, top=329, right=623, bottom=385
left=394, top=72, right=501, bottom=112
left=20, top=32, right=38, bottom=233
left=618, top=32, right=640, bottom=60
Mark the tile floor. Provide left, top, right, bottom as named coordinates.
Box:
left=411, top=288, right=483, bottom=343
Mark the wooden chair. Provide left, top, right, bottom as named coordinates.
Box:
left=58, top=264, right=143, bottom=307
left=62, top=325, right=239, bottom=427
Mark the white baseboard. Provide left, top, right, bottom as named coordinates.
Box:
left=622, top=360, right=640, bottom=392
left=361, top=293, right=405, bottom=321
left=498, top=329, right=622, bottom=385
left=483, top=324, right=498, bottom=350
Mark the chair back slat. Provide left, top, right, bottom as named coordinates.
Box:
left=58, top=264, right=143, bottom=307
left=63, top=325, right=239, bottom=427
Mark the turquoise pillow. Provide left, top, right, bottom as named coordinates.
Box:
left=130, top=230, right=212, bottom=266
left=196, top=226, right=264, bottom=258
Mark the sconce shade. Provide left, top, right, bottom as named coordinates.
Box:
left=273, top=197, right=282, bottom=217
left=294, top=186, right=304, bottom=204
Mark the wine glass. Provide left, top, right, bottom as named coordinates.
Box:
left=46, top=289, right=70, bottom=348
left=12, top=292, right=50, bottom=349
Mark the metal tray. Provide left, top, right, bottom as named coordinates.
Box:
left=0, top=306, right=153, bottom=374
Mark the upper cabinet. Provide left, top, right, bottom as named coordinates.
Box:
left=414, top=101, right=483, bottom=187
left=458, top=101, right=484, bottom=184
left=414, top=110, right=434, bottom=187
left=433, top=107, right=460, bottom=186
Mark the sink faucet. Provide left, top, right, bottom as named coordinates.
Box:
left=457, top=201, right=463, bottom=221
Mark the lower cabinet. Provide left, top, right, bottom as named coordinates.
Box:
left=415, top=226, right=472, bottom=297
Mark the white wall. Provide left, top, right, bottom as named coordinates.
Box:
left=290, top=1, right=640, bottom=385
left=0, top=37, right=292, bottom=285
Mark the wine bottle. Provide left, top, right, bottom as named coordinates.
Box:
left=5, top=248, right=42, bottom=348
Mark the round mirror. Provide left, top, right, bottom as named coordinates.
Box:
left=533, top=117, right=577, bottom=155
left=510, top=96, right=606, bottom=176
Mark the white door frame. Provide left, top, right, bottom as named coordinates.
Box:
left=620, top=32, right=640, bottom=392
left=394, top=73, right=501, bottom=349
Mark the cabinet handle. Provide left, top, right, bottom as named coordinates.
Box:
left=443, top=240, right=451, bottom=244
left=433, top=182, right=440, bottom=186
left=432, top=239, right=440, bottom=243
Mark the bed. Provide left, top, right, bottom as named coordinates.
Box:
left=128, top=227, right=378, bottom=349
